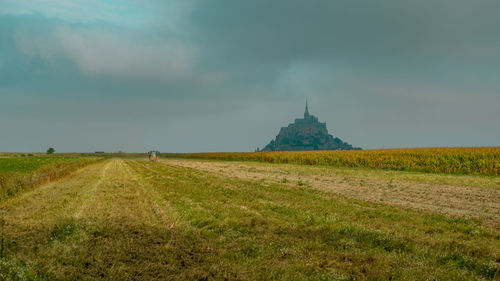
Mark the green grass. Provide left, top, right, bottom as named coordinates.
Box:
left=0, top=257, right=42, bottom=281
left=0, top=157, right=82, bottom=174
left=1, top=159, right=498, bottom=280
left=0, top=157, right=102, bottom=201
left=127, top=161, right=500, bottom=280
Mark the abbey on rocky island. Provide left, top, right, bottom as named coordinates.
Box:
left=261, top=102, right=360, bottom=151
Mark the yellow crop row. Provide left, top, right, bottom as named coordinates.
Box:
left=166, top=147, right=500, bottom=176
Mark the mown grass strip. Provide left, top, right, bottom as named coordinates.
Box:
left=127, top=160, right=500, bottom=280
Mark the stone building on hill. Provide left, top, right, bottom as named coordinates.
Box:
left=261, top=102, right=360, bottom=151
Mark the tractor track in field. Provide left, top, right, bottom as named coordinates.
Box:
left=74, top=160, right=111, bottom=219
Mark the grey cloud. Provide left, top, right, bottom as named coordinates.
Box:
left=1, top=2, right=499, bottom=152
left=0, top=13, right=209, bottom=101
left=183, top=0, right=500, bottom=104
left=14, top=22, right=193, bottom=81
left=190, top=0, right=500, bottom=63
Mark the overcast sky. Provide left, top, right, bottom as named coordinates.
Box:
left=1, top=0, right=499, bottom=152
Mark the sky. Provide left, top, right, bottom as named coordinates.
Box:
left=0, top=0, right=499, bottom=152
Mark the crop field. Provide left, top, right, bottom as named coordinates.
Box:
left=0, top=156, right=101, bottom=201
left=0, top=153, right=499, bottom=280
left=165, top=147, right=500, bottom=176
left=0, top=157, right=90, bottom=173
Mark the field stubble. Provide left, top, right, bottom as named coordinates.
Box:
left=0, top=158, right=498, bottom=280
left=163, top=159, right=500, bottom=224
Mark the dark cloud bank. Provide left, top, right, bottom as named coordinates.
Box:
left=0, top=0, right=499, bottom=152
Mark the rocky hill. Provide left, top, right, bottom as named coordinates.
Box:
left=261, top=103, right=360, bottom=151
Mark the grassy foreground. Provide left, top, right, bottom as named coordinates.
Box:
left=1, top=159, right=498, bottom=280
left=165, top=147, right=500, bottom=176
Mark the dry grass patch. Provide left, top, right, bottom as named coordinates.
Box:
left=163, top=159, right=500, bottom=224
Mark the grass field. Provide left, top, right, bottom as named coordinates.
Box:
left=0, top=155, right=498, bottom=280
left=0, top=157, right=91, bottom=173
left=165, top=147, right=500, bottom=176
left=0, top=156, right=101, bottom=201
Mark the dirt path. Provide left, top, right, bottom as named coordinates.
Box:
left=163, top=158, right=500, bottom=223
